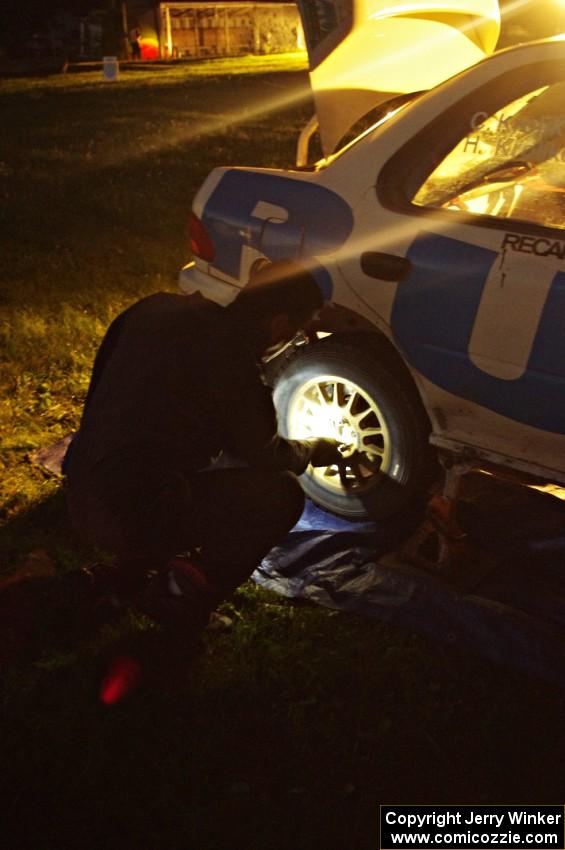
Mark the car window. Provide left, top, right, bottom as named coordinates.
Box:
left=332, top=91, right=424, bottom=160
left=335, top=91, right=425, bottom=152
left=412, top=80, right=565, bottom=230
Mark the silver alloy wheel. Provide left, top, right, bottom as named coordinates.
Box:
left=286, top=373, right=391, bottom=494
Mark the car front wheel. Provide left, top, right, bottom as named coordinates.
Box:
left=272, top=338, right=433, bottom=520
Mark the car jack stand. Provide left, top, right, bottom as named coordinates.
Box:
left=395, top=455, right=498, bottom=589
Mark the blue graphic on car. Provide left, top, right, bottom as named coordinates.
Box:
left=201, top=170, right=354, bottom=298
left=391, top=232, right=565, bottom=434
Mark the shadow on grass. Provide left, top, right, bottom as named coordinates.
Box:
left=0, top=485, right=89, bottom=569
left=3, top=495, right=565, bottom=850
left=0, top=485, right=112, bottom=668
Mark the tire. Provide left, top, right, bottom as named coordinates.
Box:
left=272, top=338, right=433, bottom=520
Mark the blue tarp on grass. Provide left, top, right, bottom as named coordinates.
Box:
left=254, top=479, right=565, bottom=689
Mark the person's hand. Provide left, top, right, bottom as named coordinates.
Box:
left=337, top=449, right=373, bottom=488
left=308, top=438, right=345, bottom=467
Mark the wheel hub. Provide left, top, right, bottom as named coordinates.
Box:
left=332, top=417, right=358, bottom=449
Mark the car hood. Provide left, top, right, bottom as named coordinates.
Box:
left=296, top=0, right=501, bottom=156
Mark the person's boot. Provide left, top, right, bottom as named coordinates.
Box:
left=99, top=558, right=212, bottom=702
left=136, top=555, right=215, bottom=639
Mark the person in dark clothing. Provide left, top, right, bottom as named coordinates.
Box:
left=66, top=262, right=344, bottom=637
left=129, top=27, right=141, bottom=60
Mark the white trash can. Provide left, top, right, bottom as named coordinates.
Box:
left=102, top=56, right=119, bottom=81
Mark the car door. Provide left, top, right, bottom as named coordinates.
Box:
left=342, top=49, right=565, bottom=478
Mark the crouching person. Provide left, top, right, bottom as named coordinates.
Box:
left=66, top=262, right=343, bottom=643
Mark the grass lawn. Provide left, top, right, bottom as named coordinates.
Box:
left=1, top=55, right=565, bottom=850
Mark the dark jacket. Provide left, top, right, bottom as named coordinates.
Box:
left=66, top=292, right=312, bottom=488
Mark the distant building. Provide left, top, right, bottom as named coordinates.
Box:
left=156, top=2, right=304, bottom=59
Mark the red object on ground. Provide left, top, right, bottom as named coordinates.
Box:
left=100, top=655, right=142, bottom=705
left=140, top=39, right=159, bottom=60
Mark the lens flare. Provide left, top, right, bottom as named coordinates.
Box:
left=107, top=80, right=312, bottom=166
left=100, top=655, right=142, bottom=705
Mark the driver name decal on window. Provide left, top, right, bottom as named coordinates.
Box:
left=414, top=81, right=565, bottom=230
left=465, top=106, right=565, bottom=163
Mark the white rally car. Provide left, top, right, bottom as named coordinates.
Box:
left=179, top=33, right=565, bottom=520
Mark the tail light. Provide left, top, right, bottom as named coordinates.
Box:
left=189, top=213, right=215, bottom=262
